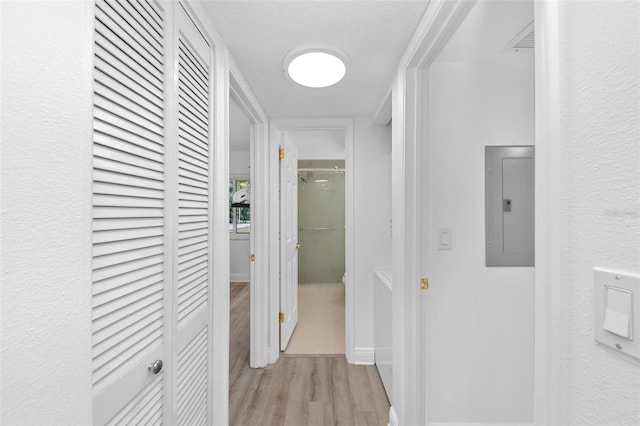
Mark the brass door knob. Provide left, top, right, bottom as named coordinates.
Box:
left=295, top=243, right=301, bottom=249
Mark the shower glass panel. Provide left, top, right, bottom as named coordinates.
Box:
left=298, top=160, right=345, bottom=284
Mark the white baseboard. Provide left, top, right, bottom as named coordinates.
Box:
left=230, top=274, right=249, bottom=282
left=388, top=406, right=398, bottom=426
left=352, top=346, right=374, bottom=364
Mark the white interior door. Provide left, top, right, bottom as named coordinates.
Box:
left=91, top=0, right=168, bottom=423
left=279, top=137, right=299, bottom=351
left=171, top=3, right=213, bottom=425
left=92, top=1, right=214, bottom=424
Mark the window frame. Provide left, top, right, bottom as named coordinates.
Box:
left=229, top=175, right=251, bottom=240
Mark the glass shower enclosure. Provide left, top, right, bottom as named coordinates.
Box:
left=297, top=160, right=345, bottom=284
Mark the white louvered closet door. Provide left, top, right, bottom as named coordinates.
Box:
left=91, top=0, right=168, bottom=424
left=170, top=4, right=213, bottom=426
left=92, top=1, right=214, bottom=425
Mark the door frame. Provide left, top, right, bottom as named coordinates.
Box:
left=389, top=0, right=560, bottom=424
left=266, top=118, right=355, bottom=364
left=531, top=1, right=560, bottom=424
left=228, top=59, right=270, bottom=369
left=384, top=1, right=476, bottom=424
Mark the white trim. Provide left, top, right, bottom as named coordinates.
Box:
left=390, top=2, right=476, bottom=425
left=533, top=1, right=561, bottom=425
left=268, top=118, right=356, bottom=365
left=228, top=53, right=270, bottom=370
left=345, top=121, right=355, bottom=364
left=398, top=0, right=475, bottom=69
left=162, top=2, right=177, bottom=421
left=267, top=121, right=281, bottom=364
left=388, top=407, right=399, bottom=426
left=230, top=274, right=250, bottom=283
left=352, top=347, right=375, bottom=365
left=210, top=43, right=230, bottom=426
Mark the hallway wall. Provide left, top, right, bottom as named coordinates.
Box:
left=541, top=2, right=640, bottom=424
left=0, top=1, right=94, bottom=423
left=424, top=45, right=535, bottom=422
left=353, top=118, right=392, bottom=356
left=287, top=129, right=345, bottom=160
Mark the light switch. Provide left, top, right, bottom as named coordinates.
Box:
left=594, top=268, right=640, bottom=360
left=603, top=286, right=632, bottom=339
left=438, top=228, right=452, bottom=250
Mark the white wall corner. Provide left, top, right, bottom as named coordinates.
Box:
left=388, top=406, right=399, bottom=426
left=372, top=89, right=392, bottom=126
left=352, top=346, right=375, bottom=365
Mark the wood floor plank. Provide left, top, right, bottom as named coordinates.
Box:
left=308, top=401, right=330, bottom=426
left=229, top=283, right=390, bottom=426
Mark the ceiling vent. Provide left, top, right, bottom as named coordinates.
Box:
left=503, top=21, right=534, bottom=52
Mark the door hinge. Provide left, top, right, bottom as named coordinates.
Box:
left=420, top=277, right=429, bottom=291
left=279, top=312, right=285, bottom=323
left=279, top=146, right=285, bottom=160
left=249, top=253, right=255, bottom=262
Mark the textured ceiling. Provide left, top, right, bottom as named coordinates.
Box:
left=197, top=1, right=429, bottom=118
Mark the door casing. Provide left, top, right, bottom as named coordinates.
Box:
left=382, top=1, right=476, bottom=424
left=266, top=119, right=355, bottom=364
left=228, top=65, right=269, bottom=369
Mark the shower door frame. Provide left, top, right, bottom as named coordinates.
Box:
left=297, top=164, right=346, bottom=286
left=267, top=118, right=355, bottom=364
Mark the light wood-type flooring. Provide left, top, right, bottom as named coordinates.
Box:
left=229, top=283, right=390, bottom=426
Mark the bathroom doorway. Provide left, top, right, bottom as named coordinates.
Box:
left=282, top=159, right=346, bottom=356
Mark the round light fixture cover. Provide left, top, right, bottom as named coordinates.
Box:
left=284, top=46, right=349, bottom=88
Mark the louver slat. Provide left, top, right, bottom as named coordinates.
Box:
left=176, top=34, right=209, bottom=328
left=174, top=9, right=211, bottom=424
left=177, top=328, right=208, bottom=425
left=92, top=0, right=165, bottom=424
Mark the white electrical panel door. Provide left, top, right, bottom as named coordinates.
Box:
left=485, top=146, right=535, bottom=267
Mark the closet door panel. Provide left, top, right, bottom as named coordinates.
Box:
left=173, top=4, right=212, bottom=425
left=91, top=0, right=167, bottom=424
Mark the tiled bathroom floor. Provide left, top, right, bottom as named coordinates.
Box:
left=283, top=284, right=345, bottom=356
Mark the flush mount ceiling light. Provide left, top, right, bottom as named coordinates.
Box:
left=284, top=46, right=349, bottom=88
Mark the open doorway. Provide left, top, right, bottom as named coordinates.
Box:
left=229, top=94, right=252, bottom=283
left=228, top=93, right=253, bottom=382
left=386, top=0, right=536, bottom=423
left=268, top=122, right=354, bottom=361
left=283, top=159, right=346, bottom=356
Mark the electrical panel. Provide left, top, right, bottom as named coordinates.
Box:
left=485, top=146, right=535, bottom=267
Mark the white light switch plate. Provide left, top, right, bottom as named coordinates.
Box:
left=594, top=268, right=640, bottom=359
left=438, top=228, right=452, bottom=250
